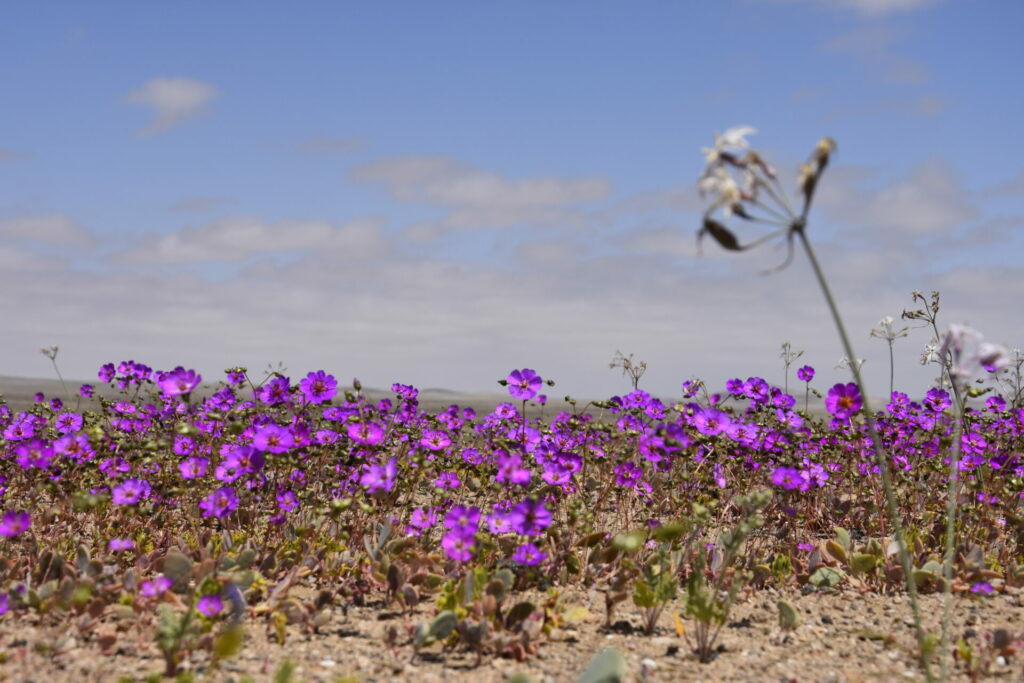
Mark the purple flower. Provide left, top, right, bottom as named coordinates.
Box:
left=196, top=594, right=224, bottom=617
left=923, top=388, right=951, bottom=413
left=252, top=423, right=295, bottom=454
left=348, top=421, right=385, bottom=446
left=98, top=363, right=116, bottom=383
left=140, top=575, right=173, bottom=597
left=770, top=466, right=804, bottom=490
left=112, top=478, right=152, bottom=505
left=420, top=429, right=452, bottom=451
left=199, top=487, right=239, bottom=518
left=441, top=531, right=475, bottom=562
left=406, top=507, right=437, bottom=537
left=512, top=542, right=547, bottom=566
left=796, top=365, right=815, bottom=382
left=54, top=411, right=82, bottom=434
left=299, top=370, right=338, bottom=405
left=970, top=581, right=993, bottom=596
left=509, top=498, right=551, bottom=537
left=157, top=367, right=202, bottom=397
left=825, top=383, right=862, bottom=420
left=433, top=472, right=461, bottom=489
left=506, top=368, right=542, bottom=401
left=276, top=490, right=299, bottom=512
left=179, top=456, right=209, bottom=480
left=693, top=407, right=731, bottom=436
left=360, top=458, right=397, bottom=495
left=0, top=510, right=31, bottom=538
left=444, top=505, right=481, bottom=532
left=79, top=384, right=95, bottom=398
left=256, top=376, right=291, bottom=406
left=108, top=538, right=135, bottom=552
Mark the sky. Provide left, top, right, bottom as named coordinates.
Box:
left=2, top=0, right=1023, bottom=400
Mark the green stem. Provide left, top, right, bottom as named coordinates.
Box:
left=795, top=229, right=934, bottom=682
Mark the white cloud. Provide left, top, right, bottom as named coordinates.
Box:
left=836, top=0, right=939, bottom=15
left=0, top=214, right=94, bottom=246
left=783, top=0, right=941, bottom=16
left=0, top=204, right=1020, bottom=402
left=351, top=156, right=611, bottom=209
left=167, top=196, right=233, bottom=214
left=113, top=216, right=387, bottom=264
left=825, top=25, right=931, bottom=84
left=296, top=136, right=364, bottom=155
left=125, top=77, right=218, bottom=135
left=816, top=159, right=977, bottom=237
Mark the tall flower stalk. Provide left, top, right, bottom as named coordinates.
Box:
left=697, top=127, right=933, bottom=680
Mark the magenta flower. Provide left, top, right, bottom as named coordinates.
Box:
left=433, top=472, right=461, bottom=489
left=252, top=423, right=295, bottom=454
left=444, top=505, right=481, bottom=532
left=441, top=531, right=475, bottom=562
left=0, top=510, right=31, bottom=538
left=506, top=368, right=542, bottom=401
left=693, top=407, right=731, bottom=436
left=348, top=421, right=385, bottom=446
left=299, top=370, right=338, bottom=405
left=199, top=487, right=239, bottom=518
left=825, top=383, right=862, bottom=420
left=140, top=575, right=173, bottom=597
left=512, top=542, right=547, bottom=566
left=79, top=383, right=95, bottom=398
left=256, top=376, right=291, bottom=405
left=157, top=367, right=202, bottom=397
left=509, top=498, right=551, bottom=537
left=276, top=490, right=299, bottom=512
left=770, top=466, right=804, bottom=490
left=54, top=411, right=83, bottom=434
left=108, top=538, right=135, bottom=552
left=360, top=458, right=397, bottom=495
left=196, top=594, right=224, bottom=617
left=796, top=365, right=815, bottom=382
left=179, top=456, right=209, bottom=480
left=112, top=478, right=152, bottom=505
left=923, top=388, right=951, bottom=413
left=98, top=363, right=116, bottom=382
left=420, top=430, right=452, bottom=451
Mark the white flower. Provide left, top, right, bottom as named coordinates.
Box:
left=698, top=167, right=743, bottom=218
left=700, top=125, right=757, bottom=165
left=39, top=344, right=59, bottom=361
left=938, top=324, right=1009, bottom=387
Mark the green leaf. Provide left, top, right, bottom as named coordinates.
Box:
left=850, top=553, right=877, bottom=575
left=577, top=647, right=626, bottom=683
left=429, top=610, right=457, bottom=641
left=163, top=550, right=194, bottom=587
left=650, top=521, right=686, bottom=544
left=611, top=530, right=646, bottom=554
left=808, top=566, right=844, bottom=588
left=834, top=527, right=851, bottom=553
left=212, top=624, right=245, bottom=661
left=633, top=579, right=656, bottom=608
left=777, top=600, right=799, bottom=630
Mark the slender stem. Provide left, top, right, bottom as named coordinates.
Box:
left=795, top=228, right=934, bottom=681
left=888, top=341, right=895, bottom=398
left=940, top=414, right=962, bottom=681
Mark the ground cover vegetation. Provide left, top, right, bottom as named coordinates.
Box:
left=1, top=130, right=1023, bottom=682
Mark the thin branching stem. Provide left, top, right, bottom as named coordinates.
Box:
left=795, top=228, right=934, bottom=682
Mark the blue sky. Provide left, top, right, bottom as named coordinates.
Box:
left=2, top=0, right=1022, bottom=399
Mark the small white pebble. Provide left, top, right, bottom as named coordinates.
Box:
left=320, top=659, right=336, bottom=667
left=997, top=656, right=1007, bottom=666
left=641, top=657, right=658, bottom=672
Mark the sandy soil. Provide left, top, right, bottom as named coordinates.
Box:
left=1, top=585, right=1021, bottom=682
